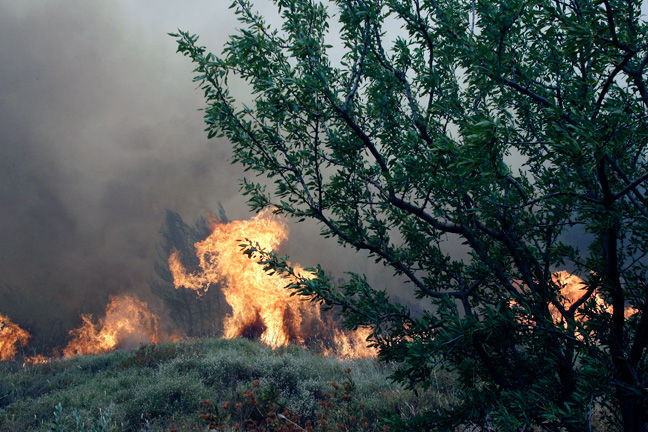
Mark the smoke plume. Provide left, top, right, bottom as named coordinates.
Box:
left=0, top=0, right=408, bottom=353
left=0, top=0, right=250, bottom=351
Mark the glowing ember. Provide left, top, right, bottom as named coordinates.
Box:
left=62, top=295, right=160, bottom=357
left=0, top=312, right=30, bottom=361
left=170, top=209, right=376, bottom=357
left=24, top=354, right=49, bottom=366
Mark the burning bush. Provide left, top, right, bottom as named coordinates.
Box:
left=169, top=209, right=376, bottom=358
left=0, top=312, right=30, bottom=361
left=62, top=295, right=160, bottom=357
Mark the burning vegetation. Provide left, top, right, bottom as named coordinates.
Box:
left=0, top=312, right=30, bottom=361
left=548, top=271, right=638, bottom=334
left=62, top=295, right=160, bottom=357
left=0, top=209, right=376, bottom=362
left=0, top=209, right=639, bottom=364
left=1, top=209, right=639, bottom=364
left=169, top=208, right=376, bottom=358
left=507, top=271, right=639, bottom=337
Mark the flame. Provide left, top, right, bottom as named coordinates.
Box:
left=328, top=327, right=376, bottom=359
left=24, top=354, right=49, bottom=366
left=0, top=312, right=30, bottom=361
left=169, top=209, right=376, bottom=358
left=550, top=271, right=638, bottom=323
left=510, top=271, right=639, bottom=334
left=62, top=295, right=160, bottom=357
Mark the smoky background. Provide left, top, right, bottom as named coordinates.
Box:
left=0, top=0, right=401, bottom=353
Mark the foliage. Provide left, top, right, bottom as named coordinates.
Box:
left=0, top=338, right=435, bottom=431
left=119, top=343, right=195, bottom=369
left=49, top=401, right=118, bottom=432
left=199, top=368, right=375, bottom=431
left=173, top=0, right=648, bottom=430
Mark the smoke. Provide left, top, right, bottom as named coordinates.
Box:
left=0, top=0, right=253, bottom=350
left=0, top=0, right=413, bottom=353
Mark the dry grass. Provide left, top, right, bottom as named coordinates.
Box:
left=0, top=338, right=452, bottom=431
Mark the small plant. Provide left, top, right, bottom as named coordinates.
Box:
left=204, top=369, right=377, bottom=432
left=199, top=379, right=309, bottom=431
left=315, top=368, right=370, bottom=432
left=198, top=399, right=231, bottom=430
left=49, top=401, right=118, bottom=432
left=230, top=379, right=300, bottom=431
left=120, top=343, right=195, bottom=369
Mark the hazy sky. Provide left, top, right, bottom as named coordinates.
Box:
left=0, top=0, right=259, bottom=336
left=0, top=0, right=390, bottom=347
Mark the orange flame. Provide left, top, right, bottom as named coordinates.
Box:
left=62, top=295, right=160, bottom=357
left=550, top=271, right=638, bottom=324
left=169, top=209, right=376, bottom=358
left=327, top=327, right=377, bottom=359
left=23, top=354, right=49, bottom=365
left=0, top=312, right=30, bottom=361
left=510, top=272, right=639, bottom=336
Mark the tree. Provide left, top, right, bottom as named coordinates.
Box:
left=152, top=209, right=229, bottom=338
left=173, top=0, right=648, bottom=429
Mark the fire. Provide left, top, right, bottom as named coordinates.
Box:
left=510, top=272, right=639, bottom=334
left=62, top=295, right=160, bottom=357
left=169, top=208, right=376, bottom=357
left=0, top=312, right=30, bottom=361
left=24, top=354, right=49, bottom=365
left=328, top=327, right=377, bottom=359
left=550, top=271, right=638, bottom=323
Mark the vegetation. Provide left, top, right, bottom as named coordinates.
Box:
left=0, top=338, right=451, bottom=431
left=152, top=208, right=229, bottom=338
left=173, top=0, right=648, bottom=430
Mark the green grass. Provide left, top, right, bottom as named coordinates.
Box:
left=0, top=338, right=455, bottom=431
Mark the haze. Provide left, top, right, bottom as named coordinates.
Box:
left=0, top=0, right=397, bottom=352
left=0, top=0, right=261, bottom=347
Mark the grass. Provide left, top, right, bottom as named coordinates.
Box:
left=0, top=338, right=455, bottom=431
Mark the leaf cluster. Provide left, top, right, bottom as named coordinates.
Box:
left=173, top=0, right=648, bottom=429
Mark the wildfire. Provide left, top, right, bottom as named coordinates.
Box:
left=509, top=271, right=639, bottom=335
left=62, top=295, right=160, bottom=357
left=6, top=218, right=641, bottom=364
left=0, top=312, right=30, bottom=361
left=327, top=327, right=377, bottom=359
left=169, top=208, right=376, bottom=358
left=550, top=271, right=638, bottom=324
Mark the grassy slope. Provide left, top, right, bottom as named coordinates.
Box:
left=0, top=338, right=453, bottom=431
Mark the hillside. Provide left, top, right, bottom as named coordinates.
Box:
left=0, top=338, right=451, bottom=431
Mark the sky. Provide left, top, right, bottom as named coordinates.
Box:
left=0, top=0, right=391, bottom=349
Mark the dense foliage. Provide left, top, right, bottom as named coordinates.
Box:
left=173, top=0, right=648, bottom=429
left=1, top=339, right=423, bottom=431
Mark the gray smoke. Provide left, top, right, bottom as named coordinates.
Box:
left=0, top=0, right=410, bottom=352
left=0, top=0, right=255, bottom=350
